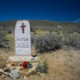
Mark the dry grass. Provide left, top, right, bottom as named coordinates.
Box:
left=35, top=29, right=49, bottom=35
left=0, top=49, right=80, bottom=80
left=29, top=49, right=80, bottom=80
left=0, top=50, right=14, bottom=68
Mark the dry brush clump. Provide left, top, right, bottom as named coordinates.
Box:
left=0, top=51, right=11, bottom=68
left=32, top=33, right=62, bottom=53
left=0, top=33, right=10, bottom=49
left=31, top=32, right=80, bottom=53
left=62, top=33, right=80, bottom=49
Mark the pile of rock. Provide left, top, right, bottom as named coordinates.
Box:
left=0, top=56, right=40, bottom=80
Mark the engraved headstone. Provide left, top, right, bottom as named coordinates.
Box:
left=15, top=20, right=31, bottom=56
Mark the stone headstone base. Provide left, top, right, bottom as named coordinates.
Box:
left=7, top=56, right=39, bottom=63
left=1, top=56, right=40, bottom=79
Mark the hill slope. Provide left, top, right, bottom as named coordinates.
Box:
left=0, top=20, right=80, bottom=33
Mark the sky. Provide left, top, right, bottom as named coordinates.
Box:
left=0, top=0, right=80, bottom=22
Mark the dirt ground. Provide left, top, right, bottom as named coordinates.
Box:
left=0, top=48, right=80, bottom=80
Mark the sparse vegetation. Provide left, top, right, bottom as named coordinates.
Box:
left=62, top=33, right=80, bottom=49
left=37, top=60, right=48, bottom=73
left=0, top=33, right=10, bottom=49
left=34, top=33, right=62, bottom=53
left=31, top=32, right=80, bottom=53
left=0, top=20, right=80, bottom=80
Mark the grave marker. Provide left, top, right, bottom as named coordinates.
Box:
left=15, top=20, right=31, bottom=56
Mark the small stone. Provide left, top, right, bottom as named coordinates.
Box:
left=9, top=69, right=20, bottom=79
left=1, top=74, right=6, bottom=78
left=6, top=63, right=11, bottom=68
left=0, top=69, right=3, bottom=75
left=16, top=66, right=23, bottom=70
left=0, top=69, right=3, bottom=73
left=26, top=66, right=37, bottom=75
left=24, top=76, right=29, bottom=80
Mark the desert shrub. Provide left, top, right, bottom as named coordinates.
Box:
left=34, top=33, right=62, bottom=53
left=0, top=33, right=10, bottom=48
left=31, top=34, right=38, bottom=45
left=37, top=60, right=48, bottom=73
left=7, top=30, right=12, bottom=34
left=31, top=32, right=80, bottom=53
left=63, top=33, right=80, bottom=49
